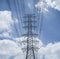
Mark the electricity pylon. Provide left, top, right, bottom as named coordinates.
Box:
left=22, top=14, right=39, bottom=59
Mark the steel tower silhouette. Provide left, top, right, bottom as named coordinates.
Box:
left=22, top=14, right=39, bottom=59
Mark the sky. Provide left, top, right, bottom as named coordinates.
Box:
left=0, top=0, right=60, bottom=44
left=0, top=0, right=60, bottom=59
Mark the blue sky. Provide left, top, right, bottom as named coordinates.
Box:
left=0, top=0, right=60, bottom=59
left=0, top=0, right=60, bottom=44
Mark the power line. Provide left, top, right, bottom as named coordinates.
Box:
left=16, top=0, right=25, bottom=36
left=39, top=0, right=45, bottom=38
left=33, top=0, right=40, bottom=38
left=14, top=0, right=22, bottom=37
left=20, top=0, right=28, bottom=37
left=6, top=0, right=20, bottom=37
left=14, top=0, right=27, bottom=37
left=22, top=14, right=39, bottom=59
left=36, top=0, right=44, bottom=39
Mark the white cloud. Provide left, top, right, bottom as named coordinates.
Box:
left=14, top=37, right=43, bottom=59
left=0, top=37, right=60, bottom=59
left=14, top=53, right=25, bottom=59
left=35, top=0, right=60, bottom=12
left=0, top=39, right=24, bottom=59
left=45, top=0, right=60, bottom=11
left=0, top=11, right=13, bottom=32
left=0, top=40, right=20, bottom=55
left=0, top=11, right=19, bottom=38
left=0, top=11, right=14, bottom=38
left=37, top=42, right=60, bottom=59
left=35, top=1, right=49, bottom=13
left=15, top=37, right=43, bottom=50
left=0, top=32, right=10, bottom=38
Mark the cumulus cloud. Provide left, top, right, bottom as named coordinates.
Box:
left=0, top=11, right=14, bottom=38
left=0, top=32, right=10, bottom=38
left=13, top=37, right=43, bottom=59
left=37, top=42, right=60, bottom=59
left=0, top=11, right=13, bottom=32
left=15, top=37, right=43, bottom=50
left=0, top=37, right=60, bottom=59
left=0, top=10, right=19, bottom=38
left=35, top=1, right=49, bottom=13
left=0, top=39, right=24, bottom=59
left=45, top=0, right=60, bottom=11
left=0, top=40, right=20, bottom=55
left=15, top=37, right=60, bottom=59
left=35, top=0, right=60, bottom=12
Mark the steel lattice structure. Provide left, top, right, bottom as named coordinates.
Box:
left=22, top=14, right=39, bottom=59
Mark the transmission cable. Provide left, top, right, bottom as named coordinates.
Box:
left=39, top=0, right=44, bottom=39
left=7, top=0, right=20, bottom=37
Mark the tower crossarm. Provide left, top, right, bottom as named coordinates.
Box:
left=22, top=14, right=39, bottom=59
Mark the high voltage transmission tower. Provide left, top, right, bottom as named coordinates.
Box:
left=22, top=14, right=39, bottom=59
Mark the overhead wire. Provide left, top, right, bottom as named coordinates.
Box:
left=39, top=0, right=44, bottom=38
left=22, top=0, right=28, bottom=37
left=17, top=0, right=25, bottom=36
left=33, top=0, right=38, bottom=37
left=34, top=0, right=44, bottom=39
left=7, top=0, right=20, bottom=37
left=39, top=11, right=44, bottom=38
left=14, top=0, right=22, bottom=37
left=32, top=0, right=36, bottom=59
left=34, top=0, right=40, bottom=38
left=14, top=0, right=27, bottom=37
